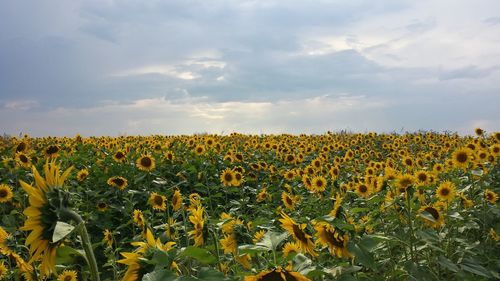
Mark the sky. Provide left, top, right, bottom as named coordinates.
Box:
left=1, top=0, right=499, bottom=136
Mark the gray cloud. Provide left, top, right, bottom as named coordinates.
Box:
left=439, top=65, right=499, bottom=81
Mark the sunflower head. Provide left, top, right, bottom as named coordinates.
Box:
left=149, top=192, right=167, bottom=211
left=0, top=184, right=14, bottom=203
left=436, top=181, right=456, bottom=202
left=136, top=154, right=156, bottom=172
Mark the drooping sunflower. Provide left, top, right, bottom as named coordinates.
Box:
left=328, top=193, right=344, bottom=218
left=220, top=168, right=236, bottom=187
left=451, top=147, right=473, bottom=169
left=485, top=189, right=498, bottom=204
left=244, top=267, right=310, bottom=281
left=107, top=176, right=128, bottom=190
left=57, top=270, right=78, bottom=281
left=0, top=262, right=7, bottom=280
left=419, top=204, right=445, bottom=228
left=436, top=181, right=456, bottom=202
left=314, top=222, right=351, bottom=258
left=76, top=169, right=89, bottom=182
left=19, top=161, right=73, bottom=277
left=136, top=154, right=155, bottom=172
left=188, top=205, right=205, bottom=246
left=171, top=189, right=182, bottom=211
left=395, top=174, right=414, bottom=194
left=0, top=184, right=13, bottom=203
left=279, top=212, right=317, bottom=257
left=149, top=192, right=167, bottom=211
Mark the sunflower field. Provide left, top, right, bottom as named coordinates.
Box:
left=0, top=130, right=499, bottom=281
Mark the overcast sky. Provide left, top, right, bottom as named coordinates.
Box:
left=1, top=0, right=499, bottom=136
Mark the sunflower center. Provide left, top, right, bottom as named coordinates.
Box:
left=114, top=178, right=125, bottom=186
left=98, top=202, right=107, bottom=209
left=316, top=180, right=324, bottom=187
left=235, top=173, right=242, bottom=181
left=418, top=173, right=427, bottom=182
left=324, top=228, right=344, bottom=248
left=141, top=157, right=152, bottom=167
left=456, top=152, right=468, bottom=163
left=16, top=142, right=26, bottom=152
left=0, top=189, right=7, bottom=198
left=46, top=145, right=59, bottom=154
left=292, top=224, right=308, bottom=243
left=359, top=185, right=367, bottom=193
left=64, top=275, right=73, bottom=281
left=154, top=195, right=163, bottom=205
left=224, top=173, right=233, bottom=182
left=440, top=188, right=450, bottom=196
left=115, top=152, right=125, bottom=159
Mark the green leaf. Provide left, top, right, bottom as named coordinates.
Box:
left=198, top=268, right=228, bottom=281
left=56, top=245, right=86, bottom=264
left=142, top=269, right=177, bottom=281
left=418, top=211, right=436, bottom=222
left=292, top=254, right=315, bottom=275
left=238, top=244, right=270, bottom=254
left=437, top=255, right=459, bottom=273
left=416, top=229, right=440, bottom=243
left=359, top=235, right=388, bottom=251
left=347, top=242, right=377, bottom=270
left=52, top=221, right=75, bottom=243
left=460, top=261, right=492, bottom=278
left=180, top=246, right=217, bottom=265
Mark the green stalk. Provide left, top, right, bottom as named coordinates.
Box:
left=405, top=190, right=416, bottom=263
left=60, top=208, right=100, bottom=281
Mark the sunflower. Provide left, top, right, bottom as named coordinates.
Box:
left=451, top=148, right=473, bottom=169
left=188, top=205, right=205, bottom=246
left=328, top=193, right=343, bottom=218
left=194, top=144, right=205, bottom=155
left=0, top=184, right=13, bottom=203
left=149, top=192, right=166, bottom=211
left=0, top=262, right=7, bottom=280
left=281, top=192, right=297, bottom=210
left=485, top=189, right=498, bottom=204
left=459, top=192, right=473, bottom=209
left=311, top=176, right=327, bottom=193
left=118, top=228, right=176, bottom=281
left=395, top=174, right=414, bottom=194
left=96, top=201, right=108, bottom=212
left=113, top=151, right=127, bottom=163
left=475, top=127, right=484, bottom=136
left=253, top=230, right=266, bottom=244
left=314, top=222, right=351, bottom=258
left=220, top=234, right=237, bottom=255
left=15, top=152, right=31, bottom=168
left=103, top=229, right=113, bottom=248
left=136, top=154, right=155, bottom=172
left=133, top=209, right=145, bottom=229
left=279, top=212, right=317, bottom=257
left=414, top=171, right=429, bottom=186
left=282, top=241, right=301, bottom=258
left=45, top=145, right=60, bottom=158
left=107, top=176, right=128, bottom=190
left=355, top=182, right=371, bottom=198
left=436, top=181, right=456, bottom=202
left=76, top=169, right=89, bottom=182
left=244, top=267, right=310, bottom=281
left=256, top=188, right=269, bottom=202
left=220, top=168, right=236, bottom=187
left=57, top=270, right=78, bottom=281
left=171, top=189, right=182, bottom=211
left=19, top=161, right=73, bottom=277
left=419, top=205, right=445, bottom=228
left=15, top=140, right=29, bottom=153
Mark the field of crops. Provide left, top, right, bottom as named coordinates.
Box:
left=0, top=130, right=499, bottom=281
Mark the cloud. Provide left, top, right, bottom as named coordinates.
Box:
left=484, top=17, right=500, bottom=26
left=439, top=65, right=499, bottom=81
left=3, top=100, right=39, bottom=110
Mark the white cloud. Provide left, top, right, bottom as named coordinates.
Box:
left=3, top=100, right=39, bottom=110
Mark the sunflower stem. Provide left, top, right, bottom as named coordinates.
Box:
left=60, top=208, right=100, bottom=281
left=209, top=228, right=222, bottom=266
left=405, top=190, right=416, bottom=263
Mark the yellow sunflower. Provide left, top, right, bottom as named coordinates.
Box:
left=76, top=169, right=89, bottom=182
left=314, top=222, right=351, bottom=258
left=281, top=192, right=297, bottom=210
left=279, top=212, right=317, bottom=257
left=194, top=144, right=205, bottom=155
left=355, top=182, right=372, bottom=198
left=328, top=193, right=343, bottom=218
left=133, top=209, right=145, bottom=229
left=282, top=241, right=301, bottom=258
left=57, top=270, right=78, bottom=281
left=171, top=189, right=182, bottom=211
left=253, top=230, right=266, bottom=244
left=220, top=234, right=237, bottom=255
left=485, top=189, right=498, bottom=204
left=188, top=205, right=205, bottom=246
left=244, top=267, right=310, bottom=281
left=113, top=151, right=127, bottom=163
left=256, top=188, right=270, bottom=202
left=15, top=152, right=31, bottom=168
left=0, top=262, right=7, bottom=280
left=19, top=161, right=73, bottom=277
left=45, top=145, right=60, bottom=158
left=96, top=201, right=108, bottom=212
left=395, top=174, right=414, bottom=194
left=311, top=176, right=327, bottom=193
left=136, top=154, right=155, bottom=172
left=149, top=192, right=167, bottom=211
left=107, top=176, right=128, bottom=190
left=0, top=184, right=13, bottom=203
left=103, top=229, right=113, bottom=248
left=451, top=147, right=473, bottom=169
left=419, top=205, right=445, bottom=228
left=220, top=168, right=236, bottom=187
left=436, top=181, right=456, bottom=202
